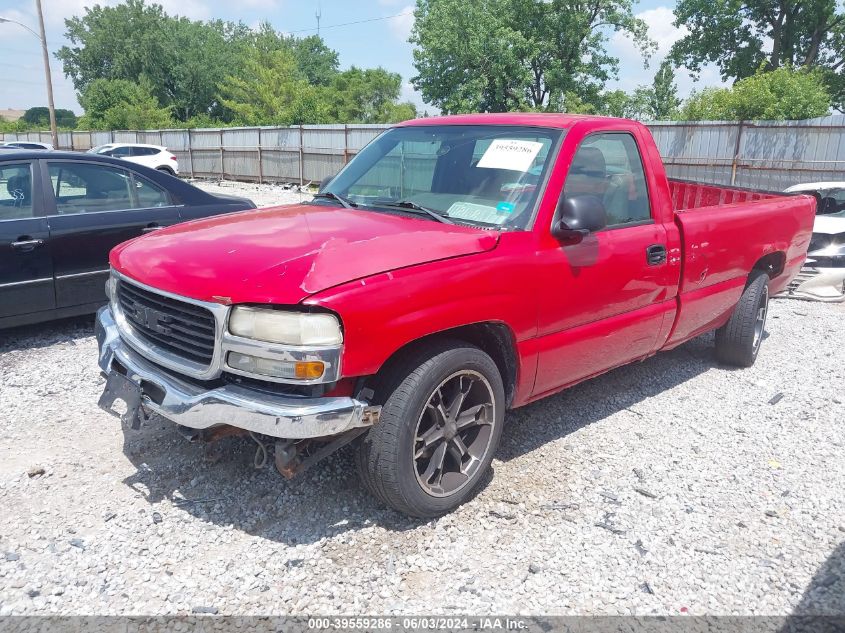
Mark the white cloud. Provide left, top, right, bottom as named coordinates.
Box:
left=154, top=0, right=212, bottom=20
left=239, top=0, right=280, bottom=9
left=608, top=5, right=726, bottom=97
left=388, top=4, right=414, bottom=41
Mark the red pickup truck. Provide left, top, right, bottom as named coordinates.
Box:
left=96, top=113, right=816, bottom=517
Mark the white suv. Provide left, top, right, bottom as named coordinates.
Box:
left=88, top=143, right=179, bottom=175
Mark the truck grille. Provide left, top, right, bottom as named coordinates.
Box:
left=116, top=280, right=217, bottom=366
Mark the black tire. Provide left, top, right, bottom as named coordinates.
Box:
left=714, top=271, right=770, bottom=367
left=355, top=339, right=505, bottom=518
left=156, top=166, right=175, bottom=175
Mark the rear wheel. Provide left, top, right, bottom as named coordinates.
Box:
left=355, top=341, right=504, bottom=518
left=714, top=271, right=770, bottom=367
left=156, top=166, right=175, bottom=175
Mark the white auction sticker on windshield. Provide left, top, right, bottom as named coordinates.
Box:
left=477, top=139, right=543, bottom=172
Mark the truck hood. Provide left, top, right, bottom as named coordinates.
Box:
left=110, top=204, right=500, bottom=305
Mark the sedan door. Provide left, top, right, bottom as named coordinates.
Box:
left=43, top=160, right=180, bottom=308
left=0, top=160, right=55, bottom=321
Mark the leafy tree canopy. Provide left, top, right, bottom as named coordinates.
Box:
left=322, top=67, right=417, bottom=124
left=596, top=61, right=680, bottom=120
left=23, top=107, right=78, bottom=128
left=77, top=78, right=174, bottom=130
left=219, top=48, right=324, bottom=126
left=679, top=66, right=831, bottom=120
left=670, top=0, right=845, bottom=108
left=57, top=0, right=414, bottom=126
left=410, top=0, right=654, bottom=113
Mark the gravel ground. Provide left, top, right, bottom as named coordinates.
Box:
left=1, top=289, right=844, bottom=614
left=188, top=179, right=314, bottom=208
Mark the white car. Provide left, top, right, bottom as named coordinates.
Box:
left=88, top=143, right=179, bottom=175
left=1, top=141, right=53, bottom=150
left=784, top=181, right=845, bottom=302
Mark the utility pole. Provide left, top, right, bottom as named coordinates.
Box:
left=316, top=0, right=322, bottom=36
left=35, top=0, right=58, bottom=149
left=0, top=4, right=59, bottom=149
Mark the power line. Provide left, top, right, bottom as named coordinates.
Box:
left=285, top=10, right=413, bottom=34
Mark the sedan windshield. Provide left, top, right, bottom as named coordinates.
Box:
left=321, top=125, right=563, bottom=229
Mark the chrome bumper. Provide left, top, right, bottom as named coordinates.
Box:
left=95, top=306, right=379, bottom=439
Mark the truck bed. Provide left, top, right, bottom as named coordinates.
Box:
left=662, top=180, right=816, bottom=348
left=668, top=179, right=782, bottom=211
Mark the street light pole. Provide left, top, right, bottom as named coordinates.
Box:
left=35, top=0, right=58, bottom=150
left=0, top=4, right=59, bottom=149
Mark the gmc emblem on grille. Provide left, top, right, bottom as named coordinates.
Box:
left=133, top=305, right=173, bottom=335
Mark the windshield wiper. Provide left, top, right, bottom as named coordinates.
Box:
left=377, top=200, right=454, bottom=224
left=312, top=191, right=356, bottom=209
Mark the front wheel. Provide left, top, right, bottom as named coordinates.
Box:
left=355, top=341, right=505, bottom=518
left=714, top=271, right=770, bottom=367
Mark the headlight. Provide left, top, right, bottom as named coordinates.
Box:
left=228, top=307, right=342, bottom=346
left=227, top=352, right=325, bottom=380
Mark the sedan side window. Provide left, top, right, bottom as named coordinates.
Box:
left=133, top=176, right=170, bottom=208
left=49, top=163, right=133, bottom=214
left=0, top=163, right=34, bottom=220
left=563, top=133, right=651, bottom=227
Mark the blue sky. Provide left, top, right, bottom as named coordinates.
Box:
left=0, top=0, right=725, bottom=114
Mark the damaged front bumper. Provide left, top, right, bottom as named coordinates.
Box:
left=95, top=306, right=380, bottom=439
left=783, top=264, right=845, bottom=303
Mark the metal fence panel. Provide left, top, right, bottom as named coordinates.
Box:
left=4, top=117, right=845, bottom=188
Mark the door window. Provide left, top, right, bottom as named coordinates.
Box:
left=563, top=133, right=651, bottom=227
left=133, top=176, right=170, bottom=208
left=49, top=163, right=133, bottom=214
left=110, top=146, right=131, bottom=157
left=0, top=162, right=34, bottom=220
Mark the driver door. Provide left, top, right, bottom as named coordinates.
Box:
left=532, top=132, right=675, bottom=396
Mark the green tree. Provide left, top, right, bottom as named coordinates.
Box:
left=291, top=35, right=340, bottom=86
left=77, top=78, right=174, bottom=129
left=679, top=66, right=831, bottom=120
left=410, top=0, right=654, bottom=113
left=22, top=107, right=78, bottom=128
left=598, top=89, right=651, bottom=119
left=670, top=0, right=845, bottom=108
left=57, top=0, right=240, bottom=121
left=322, top=67, right=417, bottom=123
left=240, top=23, right=340, bottom=87
left=219, top=49, right=324, bottom=126
left=648, top=60, right=681, bottom=119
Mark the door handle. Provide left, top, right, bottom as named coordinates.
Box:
left=646, top=244, right=667, bottom=266
left=141, top=224, right=162, bottom=233
left=11, top=237, right=44, bottom=252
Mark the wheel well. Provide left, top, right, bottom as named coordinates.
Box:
left=372, top=323, right=519, bottom=407
left=156, top=166, right=174, bottom=174
left=752, top=252, right=786, bottom=279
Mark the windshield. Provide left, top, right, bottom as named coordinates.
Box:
left=88, top=145, right=112, bottom=154
left=321, top=125, right=563, bottom=229
left=811, top=188, right=845, bottom=217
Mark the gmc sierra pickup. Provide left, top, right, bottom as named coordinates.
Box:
left=95, top=113, right=816, bottom=517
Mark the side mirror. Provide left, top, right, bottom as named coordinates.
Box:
left=319, top=174, right=335, bottom=192
left=552, top=195, right=607, bottom=244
